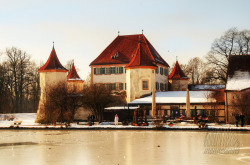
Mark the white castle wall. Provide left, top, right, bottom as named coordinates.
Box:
left=93, top=73, right=126, bottom=84
left=36, top=71, right=67, bottom=122
left=155, top=66, right=168, bottom=91
left=92, top=65, right=126, bottom=85
left=126, top=68, right=155, bottom=102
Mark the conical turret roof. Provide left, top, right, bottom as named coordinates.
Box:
left=67, top=64, right=84, bottom=82
left=169, top=61, right=189, bottom=80
left=38, top=46, right=67, bottom=72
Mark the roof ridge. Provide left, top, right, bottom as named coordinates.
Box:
left=141, top=34, right=155, bottom=62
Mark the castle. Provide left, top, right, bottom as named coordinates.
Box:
left=36, top=34, right=250, bottom=124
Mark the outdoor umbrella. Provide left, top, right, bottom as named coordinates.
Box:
left=152, top=86, right=156, bottom=118
left=186, top=89, right=191, bottom=118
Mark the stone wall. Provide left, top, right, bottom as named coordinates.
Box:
left=225, top=90, right=250, bottom=124
left=169, top=79, right=189, bottom=91
left=126, top=68, right=155, bottom=102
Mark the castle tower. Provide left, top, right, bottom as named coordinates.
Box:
left=168, top=61, right=189, bottom=91
left=36, top=45, right=68, bottom=122
left=125, top=35, right=157, bottom=102
left=67, top=63, right=84, bottom=92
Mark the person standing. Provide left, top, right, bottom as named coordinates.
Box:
left=240, top=113, right=245, bottom=127
left=235, top=114, right=240, bottom=127
left=114, top=114, right=119, bottom=126
left=91, top=114, right=95, bottom=125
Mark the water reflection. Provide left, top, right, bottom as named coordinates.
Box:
left=0, top=130, right=249, bottom=165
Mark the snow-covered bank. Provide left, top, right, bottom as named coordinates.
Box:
left=0, top=113, right=249, bottom=131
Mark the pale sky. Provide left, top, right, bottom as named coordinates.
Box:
left=1, top=0, right=250, bottom=80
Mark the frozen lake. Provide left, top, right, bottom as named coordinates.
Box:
left=0, top=130, right=249, bottom=165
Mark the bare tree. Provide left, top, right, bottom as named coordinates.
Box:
left=184, top=57, right=207, bottom=84
left=41, top=82, right=81, bottom=124
left=0, top=63, right=12, bottom=113
left=81, top=84, right=114, bottom=122
left=84, top=72, right=91, bottom=86
left=4, top=47, right=40, bottom=113
left=5, top=47, right=31, bottom=112
left=65, top=59, right=74, bottom=71
left=206, top=28, right=250, bottom=83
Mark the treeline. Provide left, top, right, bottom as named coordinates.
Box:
left=0, top=47, right=40, bottom=114
left=171, top=28, right=250, bottom=84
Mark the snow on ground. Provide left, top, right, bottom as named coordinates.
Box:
left=105, top=106, right=138, bottom=110
left=0, top=113, right=249, bottom=130
left=226, top=71, right=250, bottom=91
left=0, top=113, right=37, bottom=127
left=129, top=91, right=215, bottom=104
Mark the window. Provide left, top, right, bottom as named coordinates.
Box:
left=119, top=83, right=124, bottom=90
left=110, top=67, right=116, bottom=74
left=164, top=68, right=168, bottom=76
left=106, top=68, right=111, bottom=74
left=155, top=66, right=159, bottom=74
left=96, top=68, right=101, bottom=74
left=119, top=67, right=123, bottom=74
left=112, top=83, right=116, bottom=90
left=142, top=80, right=149, bottom=90
left=125, top=83, right=126, bottom=90
left=94, top=68, right=96, bottom=74
left=160, top=83, right=163, bottom=91
left=100, top=68, right=105, bottom=74
left=160, top=67, right=163, bottom=75
left=115, top=67, right=123, bottom=74
left=108, top=83, right=116, bottom=90
left=156, top=82, right=159, bottom=90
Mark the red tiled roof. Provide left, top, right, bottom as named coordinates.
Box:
left=38, top=47, right=67, bottom=72
left=90, top=34, right=169, bottom=67
left=169, top=61, right=189, bottom=79
left=125, top=39, right=157, bottom=68
left=67, top=64, right=84, bottom=82
left=227, top=55, right=250, bottom=78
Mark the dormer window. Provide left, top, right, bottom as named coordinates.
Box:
left=111, top=51, right=119, bottom=59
